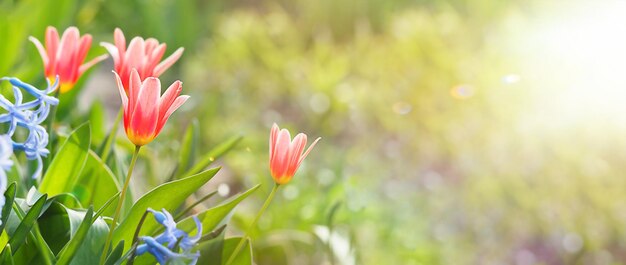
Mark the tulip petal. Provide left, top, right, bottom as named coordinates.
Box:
left=76, top=34, right=93, bottom=65
left=129, top=69, right=142, bottom=115
left=78, top=54, right=108, bottom=75
left=113, top=71, right=128, bottom=111
left=147, top=44, right=167, bottom=75
left=156, top=95, right=188, bottom=135
left=114, top=28, right=126, bottom=57
left=269, top=123, right=279, bottom=162
left=144, top=38, right=159, bottom=56
left=273, top=129, right=292, bottom=178
left=125, top=37, right=146, bottom=78
left=298, top=137, right=321, bottom=165
left=28, top=37, right=49, bottom=67
left=153, top=47, right=184, bottom=76
left=45, top=26, right=59, bottom=67
left=56, top=27, right=80, bottom=84
left=158, top=80, right=182, bottom=119
left=286, top=133, right=307, bottom=176
left=100, top=42, right=120, bottom=68
left=130, top=77, right=160, bottom=143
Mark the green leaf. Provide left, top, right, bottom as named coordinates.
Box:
left=87, top=101, right=106, bottom=143
left=8, top=194, right=47, bottom=252
left=176, top=120, right=199, bottom=177
left=112, top=167, right=220, bottom=250
left=72, top=151, right=121, bottom=216
left=39, top=202, right=109, bottom=265
left=103, top=240, right=125, bottom=265
left=50, top=193, right=83, bottom=209
left=55, top=206, right=94, bottom=265
left=194, top=226, right=226, bottom=265
left=0, top=243, right=14, bottom=265
left=222, top=237, right=252, bottom=265
left=40, top=123, right=91, bottom=196
left=178, top=184, right=260, bottom=234
left=94, top=192, right=120, bottom=222
left=181, top=135, right=242, bottom=178
left=0, top=182, right=16, bottom=232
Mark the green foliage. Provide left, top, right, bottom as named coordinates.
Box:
left=221, top=237, right=252, bottom=265
left=112, top=167, right=220, bottom=250
left=181, top=135, right=243, bottom=179
left=72, top=151, right=121, bottom=216
left=177, top=184, right=260, bottom=234
left=40, top=124, right=91, bottom=196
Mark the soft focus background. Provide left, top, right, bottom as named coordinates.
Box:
left=2, top=0, right=626, bottom=264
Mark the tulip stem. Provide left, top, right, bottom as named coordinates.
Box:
left=99, top=145, right=141, bottom=265
left=100, top=107, right=123, bottom=162
left=225, top=183, right=280, bottom=265
left=42, top=89, right=60, bottom=176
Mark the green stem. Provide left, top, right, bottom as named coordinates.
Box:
left=225, top=183, right=280, bottom=265
left=99, top=145, right=141, bottom=265
left=127, top=210, right=151, bottom=265
left=42, top=89, right=60, bottom=177
left=100, top=107, right=123, bottom=162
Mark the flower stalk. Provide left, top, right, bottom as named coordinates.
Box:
left=225, top=183, right=280, bottom=265
left=99, top=145, right=141, bottom=265
left=100, top=107, right=124, bottom=162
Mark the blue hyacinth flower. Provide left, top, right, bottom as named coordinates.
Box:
left=136, top=208, right=203, bottom=265
left=0, top=76, right=58, bottom=179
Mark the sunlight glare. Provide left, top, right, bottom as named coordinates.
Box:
left=525, top=0, right=626, bottom=128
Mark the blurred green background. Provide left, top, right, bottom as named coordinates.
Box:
left=2, top=0, right=626, bottom=264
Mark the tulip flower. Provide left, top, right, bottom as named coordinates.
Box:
left=269, top=123, right=321, bottom=185
left=226, top=123, right=320, bottom=265
left=29, top=26, right=108, bottom=93
left=101, top=69, right=188, bottom=263
left=101, top=28, right=184, bottom=92
left=114, top=69, right=188, bottom=146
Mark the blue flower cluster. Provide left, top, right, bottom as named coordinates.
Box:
left=137, top=208, right=203, bottom=265
left=0, top=77, right=58, bottom=179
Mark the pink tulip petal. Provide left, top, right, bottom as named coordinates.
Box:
left=144, top=38, right=159, bottom=56
left=298, top=137, right=321, bottom=165
left=28, top=37, right=49, bottom=67
left=76, top=35, right=93, bottom=65
left=114, top=28, right=126, bottom=57
left=158, top=80, right=182, bottom=118
left=286, top=134, right=307, bottom=176
left=130, top=77, right=160, bottom=140
left=79, top=54, right=108, bottom=75
left=153, top=47, right=184, bottom=76
left=273, top=129, right=292, bottom=178
left=113, top=71, right=129, bottom=112
left=269, top=123, right=279, bottom=162
left=124, top=37, right=146, bottom=78
left=56, top=27, right=80, bottom=83
left=45, top=27, right=59, bottom=67
left=156, top=95, right=188, bottom=135
left=146, top=44, right=167, bottom=75
left=100, top=42, right=120, bottom=68
left=129, top=69, right=143, bottom=115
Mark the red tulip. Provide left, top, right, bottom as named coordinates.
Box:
left=114, top=69, right=188, bottom=146
left=29, top=26, right=108, bottom=93
left=269, top=123, right=320, bottom=184
left=102, top=28, right=184, bottom=92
